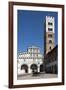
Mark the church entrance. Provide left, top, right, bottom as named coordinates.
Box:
left=21, top=64, right=28, bottom=73
left=30, top=64, right=38, bottom=74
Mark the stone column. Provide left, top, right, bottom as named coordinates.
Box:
left=28, top=65, right=31, bottom=73
left=38, top=65, right=40, bottom=72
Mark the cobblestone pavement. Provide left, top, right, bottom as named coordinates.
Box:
left=17, top=73, right=58, bottom=80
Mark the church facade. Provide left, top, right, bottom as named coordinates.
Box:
left=17, top=46, right=44, bottom=75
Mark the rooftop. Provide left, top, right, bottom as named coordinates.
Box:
left=28, top=46, right=40, bottom=49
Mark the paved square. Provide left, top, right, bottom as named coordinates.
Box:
left=17, top=73, right=58, bottom=80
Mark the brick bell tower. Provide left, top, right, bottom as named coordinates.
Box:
left=44, top=16, right=55, bottom=54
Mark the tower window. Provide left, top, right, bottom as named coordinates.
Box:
left=49, top=46, right=51, bottom=50
left=48, top=34, right=52, bottom=38
left=49, top=40, right=52, bottom=43
left=48, top=28, right=53, bottom=31
left=48, top=22, right=53, bottom=25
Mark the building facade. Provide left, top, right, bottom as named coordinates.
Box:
left=44, top=45, right=58, bottom=74
left=44, top=16, right=55, bottom=54
left=17, top=46, right=44, bottom=75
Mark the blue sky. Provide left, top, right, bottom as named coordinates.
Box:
left=17, top=10, right=58, bottom=54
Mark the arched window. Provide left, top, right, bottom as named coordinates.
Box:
left=49, top=46, right=51, bottom=50
left=48, top=28, right=53, bottom=31
left=48, top=22, right=53, bottom=25
left=49, top=40, right=52, bottom=43
left=48, top=34, right=52, bottom=38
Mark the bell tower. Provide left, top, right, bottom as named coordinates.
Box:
left=44, top=16, right=55, bottom=54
